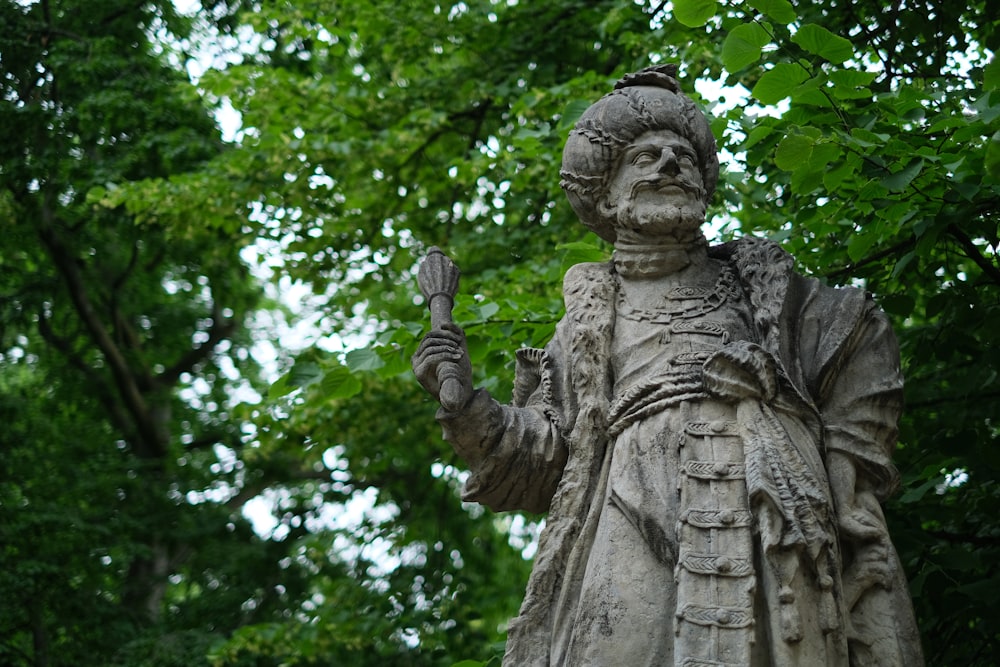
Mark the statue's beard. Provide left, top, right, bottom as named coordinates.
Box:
left=616, top=194, right=706, bottom=240
left=618, top=174, right=705, bottom=240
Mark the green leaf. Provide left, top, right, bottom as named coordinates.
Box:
left=792, top=24, right=853, bottom=64
left=957, top=577, right=1000, bottom=603
left=828, top=70, right=878, bottom=88
left=898, top=476, right=939, bottom=504
left=748, top=0, right=796, bottom=24
left=267, top=373, right=293, bottom=398
left=477, top=301, right=501, bottom=319
left=847, top=128, right=888, bottom=148
left=376, top=346, right=412, bottom=378
left=985, top=57, right=1000, bottom=90
left=557, top=240, right=609, bottom=266
left=881, top=158, right=924, bottom=192
left=891, top=250, right=916, bottom=278
left=289, top=361, right=323, bottom=388
left=743, top=124, right=774, bottom=150
left=320, top=365, right=362, bottom=399
left=672, top=0, right=718, bottom=27
left=985, top=131, right=1000, bottom=182
left=823, top=160, right=856, bottom=191
left=85, top=185, right=107, bottom=205
left=847, top=230, right=877, bottom=263
left=828, top=69, right=877, bottom=100
left=465, top=332, right=490, bottom=363
left=972, top=91, right=1000, bottom=124
left=345, top=348, right=386, bottom=372
left=268, top=361, right=323, bottom=398
left=774, top=133, right=814, bottom=171
left=751, top=63, right=810, bottom=104
left=721, top=23, right=770, bottom=72
left=559, top=99, right=592, bottom=130
left=808, top=143, right=842, bottom=172
left=926, top=292, right=950, bottom=318
left=791, top=88, right=834, bottom=108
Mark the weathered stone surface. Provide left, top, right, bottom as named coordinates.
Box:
left=412, top=64, right=923, bottom=666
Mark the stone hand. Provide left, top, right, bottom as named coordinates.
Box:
left=826, top=450, right=887, bottom=543
left=412, top=323, right=474, bottom=410
left=842, top=538, right=894, bottom=607
left=837, top=491, right=885, bottom=542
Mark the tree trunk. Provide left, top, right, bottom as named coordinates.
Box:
left=29, top=597, right=48, bottom=667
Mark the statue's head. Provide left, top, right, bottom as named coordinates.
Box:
left=560, top=65, right=720, bottom=244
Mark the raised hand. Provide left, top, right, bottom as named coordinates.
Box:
left=412, top=322, right=474, bottom=410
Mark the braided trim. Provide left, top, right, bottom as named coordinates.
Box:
left=570, top=120, right=631, bottom=152
left=558, top=170, right=605, bottom=196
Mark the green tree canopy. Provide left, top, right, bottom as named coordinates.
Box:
left=2, top=0, right=998, bottom=665
left=1, top=1, right=310, bottom=664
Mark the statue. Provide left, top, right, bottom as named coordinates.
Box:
left=412, top=64, right=923, bottom=666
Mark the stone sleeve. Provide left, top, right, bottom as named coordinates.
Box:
left=815, top=300, right=904, bottom=500
left=436, top=342, right=569, bottom=514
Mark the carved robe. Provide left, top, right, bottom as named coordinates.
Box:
left=438, top=237, right=923, bottom=666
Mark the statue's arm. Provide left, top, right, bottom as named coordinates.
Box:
left=414, top=325, right=570, bottom=514
left=814, top=294, right=925, bottom=662
left=437, top=383, right=567, bottom=514
left=816, top=301, right=903, bottom=541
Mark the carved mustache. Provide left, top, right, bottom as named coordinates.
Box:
left=629, top=176, right=704, bottom=200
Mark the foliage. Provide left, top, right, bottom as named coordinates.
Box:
left=2, top=0, right=999, bottom=665
left=0, top=1, right=309, bottom=664
left=673, top=2, right=1000, bottom=661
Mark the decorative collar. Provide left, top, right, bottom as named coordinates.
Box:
left=612, top=233, right=709, bottom=278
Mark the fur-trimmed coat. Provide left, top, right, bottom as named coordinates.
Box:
left=438, top=237, right=922, bottom=666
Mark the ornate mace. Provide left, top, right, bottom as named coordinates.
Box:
left=417, top=246, right=465, bottom=411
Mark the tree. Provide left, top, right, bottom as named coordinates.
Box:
left=4, top=0, right=999, bottom=664
left=0, top=2, right=312, bottom=664
left=676, top=2, right=1000, bottom=662
left=167, top=0, right=996, bottom=663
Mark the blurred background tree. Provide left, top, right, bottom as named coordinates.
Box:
left=1, top=0, right=997, bottom=665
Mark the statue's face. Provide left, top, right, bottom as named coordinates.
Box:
left=603, top=129, right=706, bottom=237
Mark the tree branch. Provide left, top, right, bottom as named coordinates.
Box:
left=111, top=240, right=141, bottom=295
left=100, top=0, right=146, bottom=28
left=36, top=309, right=135, bottom=437
left=399, top=100, right=494, bottom=170
left=947, top=223, right=1000, bottom=287
left=37, top=206, right=163, bottom=458
left=107, top=240, right=157, bottom=390
left=823, top=237, right=916, bottom=281
left=157, top=302, right=237, bottom=386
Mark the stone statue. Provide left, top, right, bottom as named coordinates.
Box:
left=412, top=64, right=923, bottom=666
